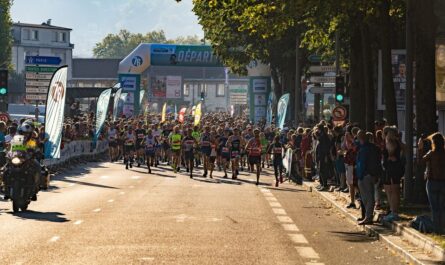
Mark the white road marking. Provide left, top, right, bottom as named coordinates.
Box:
left=262, top=192, right=274, bottom=197
left=69, top=183, right=76, bottom=187
left=282, top=224, right=300, bottom=232
left=129, top=185, right=135, bottom=189
left=260, top=188, right=271, bottom=193
left=269, top=202, right=282, bottom=208
left=92, top=208, right=101, bottom=213
left=272, top=208, right=287, bottom=215
left=206, top=217, right=223, bottom=222
left=295, top=247, right=320, bottom=259
left=108, top=199, right=114, bottom=203
left=131, top=176, right=141, bottom=180
left=49, top=236, right=60, bottom=242
left=140, top=257, right=155, bottom=262
left=119, top=191, right=125, bottom=195
left=277, top=215, right=294, bottom=223
left=305, top=263, right=325, bottom=265
left=100, top=176, right=109, bottom=179
left=265, top=197, right=277, bottom=202
left=73, top=220, right=83, bottom=225
left=289, top=234, right=309, bottom=244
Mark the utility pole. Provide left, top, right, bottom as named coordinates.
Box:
left=295, top=34, right=302, bottom=126
left=404, top=0, right=414, bottom=202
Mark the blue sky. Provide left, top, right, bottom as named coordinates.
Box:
left=11, top=0, right=204, bottom=58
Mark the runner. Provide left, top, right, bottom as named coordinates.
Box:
left=192, top=126, right=201, bottom=167
left=219, top=128, right=231, bottom=178
left=143, top=129, right=157, bottom=174
left=246, top=129, right=262, bottom=185
left=267, top=135, right=284, bottom=187
left=123, top=126, right=136, bottom=170
left=182, top=128, right=197, bottom=178
left=135, top=122, right=146, bottom=167
left=227, top=127, right=243, bottom=180
left=169, top=125, right=182, bottom=173
left=152, top=123, right=162, bottom=167
left=107, top=123, right=118, bottom=162
left=200, top=126, right=212, bottom=178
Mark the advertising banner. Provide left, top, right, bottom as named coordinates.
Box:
left=150, top=76, right=182, bottom=99
left=161, top=102, right=167, bottom=123
left=179, top=107, right=187, bottom=123
left=436, top=38, right=445, bottom=107
left=119, top=74, right=140, bottom=117
left=277, top=93, right=290, bottom=130
left=44, top=66, right=68, bottom=159
left=94, top=88, right=112, bottom=146
left=112, top=88, right=122, bottom=122
left=249, top=76, right=271, bottom=123
left=266, top=92, right=275, bottom=126
left=194, top=102, right=202, bottom=126
left=150, top=44, right=222, bottom=67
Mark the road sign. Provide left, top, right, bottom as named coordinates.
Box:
left=309, top=76, right=336, bottom=83
left=307, top=54, right=336, bottom=63
left=308, top=86, right=335, bottom=94
left=26, top=87, right=48, bottom=94
left=26, top=94, right=47, bottom=101
left=332, top=105, right=347, bottom=121
left=0, top=113, right=10, bottom=122
left=25, top=66, right=58, bottom=73
left=26, top=80, right=50, bottom=87
left=25, top=56, right=62, bottom=65
left=308, top=65, right=338, bottom=73
left=25, top=72, right=53, bottom=80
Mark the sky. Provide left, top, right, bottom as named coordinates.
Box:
left=11, top=0, right=204, bottom=58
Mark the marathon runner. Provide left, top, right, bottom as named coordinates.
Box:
left=143, top=129, right=157, bottom=174
left=169, top=125, right=182, bottom=173
left=227, top=127, right=244, bottom=180
left=107, top=123, right=118, bottom=162
left=124, top=126, right=136, bottom=170
left=182, top=128, right=197, bottom=179
left=267, top=135, right=284, bottom=187
left=135, top=122, right=146, bottom=167
left=200, top=126, right=212, bottom=178
left=246, top=129, right=262, bottom=185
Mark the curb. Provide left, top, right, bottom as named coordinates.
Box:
left=302, top=181, right=443, bottom=265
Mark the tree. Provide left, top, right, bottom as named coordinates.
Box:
left=0, top=0, right=12, bottom=69
left=93, top=30, right=202, bottom=59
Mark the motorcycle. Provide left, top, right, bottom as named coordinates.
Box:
left=1, top=135, right=41, bottom=212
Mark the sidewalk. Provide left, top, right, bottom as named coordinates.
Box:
left=302, top=180, right=445, bottom=265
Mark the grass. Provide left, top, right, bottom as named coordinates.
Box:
left=430, top=234, right=445, bottom=249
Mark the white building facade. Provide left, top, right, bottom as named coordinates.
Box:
left=11, top=20, right=74, bottom=78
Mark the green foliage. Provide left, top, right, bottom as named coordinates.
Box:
left=0, top=0, right=12, bottom=69
left=93, top=30, right=202, bottom=59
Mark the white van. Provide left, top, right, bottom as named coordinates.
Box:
left=8, top=104, right=46, bottom=123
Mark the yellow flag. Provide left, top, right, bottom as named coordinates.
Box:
left=161, top=102, right=167, bottom=123
left=194, top=102, right=202, bottom=126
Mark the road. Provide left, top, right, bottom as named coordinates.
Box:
left=0, top=161, right=407, bottom=265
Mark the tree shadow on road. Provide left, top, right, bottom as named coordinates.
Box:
left=329, top=231, right=377, bottom=243
left=10, top=210, right=70, bottom=223
left=267, top=187, right=304, bottom=193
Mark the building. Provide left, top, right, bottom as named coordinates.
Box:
left=11, top=20, right=74, bottom=76
left=9, top=20, right=74, bottom=103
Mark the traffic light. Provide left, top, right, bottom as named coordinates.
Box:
left=200, top=91, right=205, bottom=101
left=335, top=75, right=345, bottom=103
left=0, top=70, right=8, bottom=96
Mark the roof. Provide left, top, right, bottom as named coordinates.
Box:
left=13, top=22, right=72, bottom=31
left=72, top=58, right=121, bottom=79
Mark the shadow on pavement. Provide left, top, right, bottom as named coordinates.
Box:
left=329, top=231, right=377, bottom=243
left=267, top=187, right=304, bottom=193
left=62, top=179, right=118, bottom=189
left=11, top=210, right=70, bottom=223
left=192, top=177, right=223, bottom=184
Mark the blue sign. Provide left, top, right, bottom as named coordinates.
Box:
left=132, top=56, right=143, bottom=67
left=25, top=56, right=62, bottom=65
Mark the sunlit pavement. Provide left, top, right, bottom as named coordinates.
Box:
left=0, top=162, right=406, bottom=264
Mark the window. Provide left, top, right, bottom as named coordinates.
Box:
left=183, top=84, right=190, bottom=97
left=31, top=30, right=39, bottom=40
left=23, top=29, right=30, bottom=40
left=216, top=84, right=225, bottom=97
left=58, top=32, right=66, bottom=42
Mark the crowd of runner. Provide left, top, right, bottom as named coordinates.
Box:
left=101, top=112, right=445, bottom=232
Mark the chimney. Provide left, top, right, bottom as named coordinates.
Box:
left=47, top=19, right=52, bottom=25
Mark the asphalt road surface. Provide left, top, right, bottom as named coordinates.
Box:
left=0, top=161, right=407, bottom=265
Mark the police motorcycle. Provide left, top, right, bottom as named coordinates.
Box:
left=1, top=122, right=41, bottom=212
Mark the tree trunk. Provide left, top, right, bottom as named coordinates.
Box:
left=379, top=0, right=398, bottom=126
left=361, top=23, right=375, bottom=131
left=414, top=0, right=438, bottom=136
left=349, top=24, right=366, bottom=128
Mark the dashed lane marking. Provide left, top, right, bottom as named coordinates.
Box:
left=92, top=208, right=101, bottom=213
left=131, top=176, right=141, bottom=180
left=108, top=199, right=115, bottom=203
left=49, top=236, right=60, bottom=242
left=119, top=192, right=125, bottom=195
left=282, top=224, right=300, bottom=232
left=69, top=183, right=76, bottom=187
left=265, top=197, right=278, bottom=202
left=306, top=263, right=325, bottom=265
left=277, top=215, right=294, bottom=223
left=269, top=202, right=282, bottom=208
left=140, top=257, right=155, bottom=262
left=129, top=185, right=135, bottom=189
left=73, top=220, right=83, bottom=225
left=288, top=234, right=309, bottom=244
left=262, top=192, right=274, bottom=197
left=272, top=208, right=287, bottom=215
left=295, top=247, right=320, bottom=259
left=100, top=176, right=109, bottom=179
